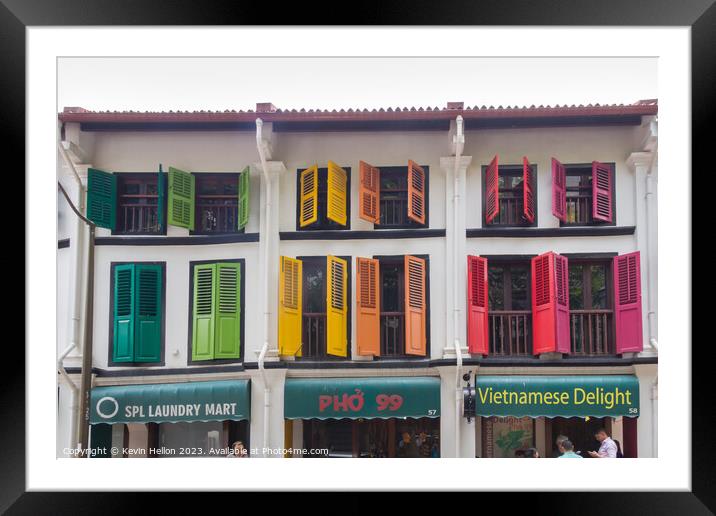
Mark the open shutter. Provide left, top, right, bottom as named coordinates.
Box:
left=551, top=158, right=567, bottom=222
left=467, top=255, right=489, bottom=355
left=522, top=157, right=535, bottom=223
left=592, top=161, right=613, bottom=222
left=238, top=166, right=250, bottom=230
left=404, top=255, right=427, bottom=356
left=299, top=165, right=318, bottom=227
left=278, top=256, right=303, bottom=355
left=326, top=256, right=348, bottom=357
left=134, top=263, right=162, bottom=362
left=553, top=253, right=571, bottom=354
left=157, top=164, right=167, bottom=232
left=532, top=252, right=570, bottom=355
left=214, top=262, right=241, bottom=359
left=359, top=161, right=380, bottom=223
left=87, top=168, right=116, bottom=230
left=192, top=263, right=216, bottom=361
left=613, top=252, right=643, bottom=353
left=168, top=166, right=195, bottom=230
left=407, top=160, right=426, bottom=224
left=485, top=155, right=500, bottom=224
left=327, top=161, right=348, bottom=226
left=112, top=264, right=135, bottom=362
left=356, top=257, right=380, bottom=356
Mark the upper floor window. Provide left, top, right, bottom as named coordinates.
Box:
left=482, top=156, right=536, bottom=227
left=552, top=160, right=615, bottom=225
left=193, top=174, right=244, bottom=234
left=115, top=174, right=162, bottom=234
left=360, top=161, right=428, bottom=229
left=568, top=259, right=614, bottom=356
left=296, top=163, right=350, bottom=230
left=487, top=260, right=532, bottom=356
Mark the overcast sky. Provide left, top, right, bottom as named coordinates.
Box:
left=57, top=57, right=657, bottom=112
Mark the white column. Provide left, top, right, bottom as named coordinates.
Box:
left=437, top=366, right=476, bottom=457
left=634, top=363, right=658, bottom=457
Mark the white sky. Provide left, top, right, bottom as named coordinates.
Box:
left=57, top=57, right=657, bottom=112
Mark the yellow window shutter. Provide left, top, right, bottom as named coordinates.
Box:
left=326, top=255, right=348, bottom=357
left=299, top=165, right=318, bottom=227
left=278, top=256, right=303, bottom=355
left=326, top=161, right=348, bottom=226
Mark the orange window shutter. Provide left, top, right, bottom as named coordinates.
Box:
left=356, top=257, right=380, bottom=356
left=404, top=255, right=427, bottom=356
left=407, top=160, right=426, bottom=225
left=359, top=161, right=380, bottom=223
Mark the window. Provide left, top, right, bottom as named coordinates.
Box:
left=483, top=156, right=536, bottom=227
left=568, top=260, right=614, bottom=355
left=115, top=174, right=163, bottom=234
left=278, top=255, right=351, bottom=359
left=296, top=163, right=350, bottom=230
left=189, top=260, right=244, bottom=363
left=359, top=161, right=428, bottom=228
left=552, top=160, right=615, bottom=226
left=193, top=174, right=242, bottom=234
left=109, top=262, right=164, bottom=364
left=487, top=261, right=532, bottom=355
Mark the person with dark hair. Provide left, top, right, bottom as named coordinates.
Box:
left=523, top=448, right=540, bottom=458
left=557, top=440, right=583, bottom=459
left=588, top=428, right=618, bottom=458
left=614, top=439, right=624, bottom=458
left=514, top=449, right=526, bottom=458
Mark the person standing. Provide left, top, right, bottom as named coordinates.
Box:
left=397, top=432, right=419, bottom=458
left=557, top=440, right=583, bottom=458
left=555, top=434, right=569, bottom=458
left=588, top=428, right=618, bottom=458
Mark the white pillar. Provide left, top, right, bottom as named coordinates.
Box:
left=437, top=366, right=475, bottom=457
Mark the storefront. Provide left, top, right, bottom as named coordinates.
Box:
left=89, top=379, right=251, bottom=458
left=284, top=376, right=441, bottom=458
left=475, top=375, right=639, bottom=458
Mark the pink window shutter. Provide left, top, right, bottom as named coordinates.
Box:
left=592, top=161, right=613, bottom=222
left=613, top=252, right=644, bottom=353
left=554, top=253, right=571, bottom=354
left=522, top=157, right=535, bottom=223
left=551, top=158, right=567, bottom=222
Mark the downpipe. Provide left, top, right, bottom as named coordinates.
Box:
left=57, top=343, right=79, bottom=451
left=452, top=116, right=465, bottom=457
left=645, top=168, right=658, bottom=351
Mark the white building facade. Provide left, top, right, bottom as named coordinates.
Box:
left=57, top=101, right=658, bottom=458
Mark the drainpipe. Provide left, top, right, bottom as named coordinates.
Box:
left=256, top=118, right=272, bottom=457
left=57, top=343, right=79, bottom=451
left=452, top=116, right=465, bottom=457
left=644, top=155, right=658, bottom=351
left=651, top=377, right=658, bottom=457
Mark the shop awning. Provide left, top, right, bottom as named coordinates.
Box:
left=285, top=377, right=440, bottom=420
left=474, top=375, right=639, bottom=418
left=90, top=379, right=251, bottom=424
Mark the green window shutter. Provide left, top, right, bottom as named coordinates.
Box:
left=238, top=167, right=250, bottom=230
left=112, top=264, right=135, bottom=362
left=214, top=262, right=241, bottom=359
left=192, top=264, right=216, bottom=360
left=168, top=167, right=195, bottom=230
left=157, top=164, right=166, bottom=232
left=87, top=168, right=116, bottom=230
left=133, top=264, right=163, bottom=362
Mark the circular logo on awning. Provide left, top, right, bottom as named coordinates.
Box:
left=96, top=396, right=119, bottom=419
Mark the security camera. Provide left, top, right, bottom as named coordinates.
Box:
left=462, top=373, right=471, bottom=382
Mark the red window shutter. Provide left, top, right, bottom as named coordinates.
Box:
left=553, top=253, right=571, bottom=354
left=467, top=255, right=489, bottom=355
left=551, top=158, right=567, bottom=222
left=359, top=161, right=380, bottom=223
left=613, top=252, right=643, bottom=353
left=522, top=157, right=535, bottom=223
left=592, top=161, right=613, bottom=222
left=407, top=160, right=426, bottom=224
left=356, top=257, right=381, bottom=356
left=531, top=252, right=571, bottom=355
left=404, top=255, right=427, bottom=356
left=485, top=155, right=500, bottom=224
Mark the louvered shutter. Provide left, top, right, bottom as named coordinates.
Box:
left=299, top=165, right=318, bottom=227
left=532, top=252, right=570, bottom=355
left=485, top=155, right=500, bottom=224
left=326, top=256, right=348, bottom=357
left=407, top=160, right=426, bottom=225
left=613, top=252, right=643, bottom=353
left=134, top=264, right=162, bottom=362
left=359, top=161, right=380, bottom=223
left=168, top=167, right=195, bottom=230
left=551, top=158, right=567, bottom=222
left=214, top=262, right=241, bottom=359
left=192, top=264, right=216, bottom=361
left=553, top=253, right=571, bottom=354
left=278, top=256, right=303, bottom=355
left=404, top=255, right=427, bottom=356
left=467, top=255, right=489, bottom=355
left=356, top=257, right=380, bottom=356
left=238, top=166, right=250, bottom=230
left=522, top=157, right=535, bottom=223
left=327, top=161, right=348, bottom=226
left=157, top=164, right=167, bottom=232
left=87, top=168, right=116, bottom=230
left=112, top=264, right=135, bottom=362
left=592, top=161, right=613, bottom=222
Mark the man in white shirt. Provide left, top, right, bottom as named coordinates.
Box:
left=588, top=428, right=618, bottom=458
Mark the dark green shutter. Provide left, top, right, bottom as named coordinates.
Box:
left=112, top=264, right=135, bottom=362
left=238, top=167, right=250, bottom=230
left=168, top=167, right=195, bottom=230
left=214, top=263, right=241, bottom=359
left=134, top=264, right=162, bottom=362
left=87, top=168, right=116, bottom=230
left=157, top=164, right=166, bottom=232
left=192, top=264, right=216, bottom=360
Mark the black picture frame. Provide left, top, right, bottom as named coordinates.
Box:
left=11, top=0, right=708, bottom=511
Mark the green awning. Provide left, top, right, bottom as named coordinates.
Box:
left=90, top=380, right=250, bottom=424
left=474, top=375, right=639, bottom=418
left=285, top=377, right=440, bottom=420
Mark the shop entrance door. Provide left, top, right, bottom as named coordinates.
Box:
left=548, top=417, right=611, bottom=458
